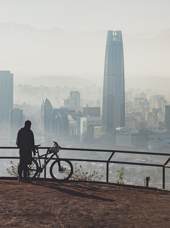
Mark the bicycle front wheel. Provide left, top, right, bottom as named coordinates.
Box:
left=50, top=159, right=73, bottom=181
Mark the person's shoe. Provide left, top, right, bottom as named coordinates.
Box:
left=18, top=176, right=24, bottom=182
left=24, top=178, right=32, bottom=183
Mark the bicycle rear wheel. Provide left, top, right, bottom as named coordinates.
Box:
left=50, top=159, right=73, bottom=181
left=27, top=159, right=38, bottom=179
left=18, top=159, right=38, bottom=179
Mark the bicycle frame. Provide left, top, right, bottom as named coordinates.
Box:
left=28, top=142, right=73, bottom=181
left=34, top=148, right=59, bottom=174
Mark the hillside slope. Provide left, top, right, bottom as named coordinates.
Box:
left=0, top=180, right=170, bottom=227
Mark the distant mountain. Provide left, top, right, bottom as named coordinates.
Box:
left=26, top=76, right=98, bottom=87
left=126, top=76, right=170, bottom=96
left=0, top=22, right=170, bottom=86
left=0, top=22, right=65, bottom=33
left=23, top=75, right=170, bottom=95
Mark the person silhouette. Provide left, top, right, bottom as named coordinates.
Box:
left=16, top=120, right=36, bottom=182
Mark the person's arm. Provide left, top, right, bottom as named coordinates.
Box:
left=31, top=131, right=36, bottom=156
left=16, top=129, right=21, bottom=148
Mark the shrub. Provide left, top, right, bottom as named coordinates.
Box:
left=116, top=167, right=126, bottom=184
left=69, top=163, right=103, bottom=181
left=7, top=161, right=18, bottom=177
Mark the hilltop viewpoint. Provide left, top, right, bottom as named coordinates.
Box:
left=0, top=179, right=170, bottom=227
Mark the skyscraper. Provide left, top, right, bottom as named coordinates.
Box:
left=165, top=105, right=170, bottom=131
left=53, top=108, right=69, bottom=137
left=64, top=91, right=80, bottom=111
left=0, top=71, right=13, bottom=124
left=9, top=108, right=24, bottom=139
left=102, top=30, right=125, bottom=133
left=41, top=98, right=53, bottom=133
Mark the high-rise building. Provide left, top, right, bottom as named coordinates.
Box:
left=70, top=91, right=80, bottom=110
left=53, top=108, right=69, bottom=137
left=102, top=30, right=125, bottom=133
left=165, top=105, right=170, bottom=131
left=9, top=108, right=24, bottom=139
left=0, top=71, right=13, bottom=124
left=77, top=117, right=102, bottom=142
left=83, top=105, right=100, bottom=117
left=64, top=91, right=80, bottom=111
left=41, top=98, right=53, bottom=133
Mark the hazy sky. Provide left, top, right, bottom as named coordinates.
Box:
left=0, top=0, right=170, bottom=84
left=0, top=0, right=169, bottom=33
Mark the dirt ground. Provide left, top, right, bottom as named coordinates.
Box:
left=0, top=179, right=170, bottom=227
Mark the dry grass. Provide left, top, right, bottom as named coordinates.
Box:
left=0, top=180, right=170, bottom=227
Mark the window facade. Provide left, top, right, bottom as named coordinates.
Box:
left=102, top=30, right=125, bottom=133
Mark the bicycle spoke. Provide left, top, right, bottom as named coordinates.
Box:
left=27, top=159, right=38, bottom=179
left=50, top=159, right=73, bottom=181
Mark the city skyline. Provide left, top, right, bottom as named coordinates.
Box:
left=0, top=1, right=170, bottom=201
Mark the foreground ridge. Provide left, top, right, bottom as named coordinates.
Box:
left=0, top=180, right=170, bottom=227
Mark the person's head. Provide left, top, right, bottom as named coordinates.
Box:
left=24, top=120, right=31, bottom=129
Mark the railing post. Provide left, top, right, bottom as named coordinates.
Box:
left=163, top=166, right=165, bottom=189
left=106, top=162, right=109, bottom=183
left=44, top=158, right=46, bottom=179
left=106, top=152, right=115, bottom=183
left=144, top=176, right=150, bottom=187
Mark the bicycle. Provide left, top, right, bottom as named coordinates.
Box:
left=18, top=141, right=73, bottom=181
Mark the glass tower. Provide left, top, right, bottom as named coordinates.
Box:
left=102, top=30, right=125, bottom=133
left=0, top=71, right=13, bottom=124
left=165, top=105, right=170, bottom=131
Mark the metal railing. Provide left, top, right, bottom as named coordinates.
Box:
left=0, top=146, right=170, bottom=189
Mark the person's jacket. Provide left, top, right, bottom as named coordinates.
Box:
left=16, top=127, right=35, bottom=152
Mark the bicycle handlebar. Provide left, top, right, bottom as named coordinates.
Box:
left=34, top=142, right=60, bottom=149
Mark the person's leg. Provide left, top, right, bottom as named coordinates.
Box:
left=19, top=150, right=24, bottom=179
left=22, top=159, right=27, bottom=179
left=23, top=161, right=32, bottom=182
left=18, top=157, right=24, bottom=181
left=19, top=158, right=23, bottom=178
left=23, top=167, right=27, bottom=179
